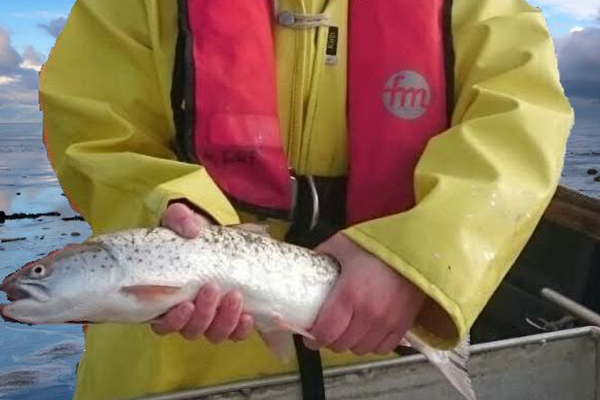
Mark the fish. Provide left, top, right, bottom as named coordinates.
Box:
left=0, top=225, right=476, bottom=400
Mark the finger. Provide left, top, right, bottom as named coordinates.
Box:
left=180, top=284, right=220, bottom=340
left=328, top=313, right=372, bottom=353
left=229, top=313, right=254, bottom=342
left=162, top=203, right=209, bottom=239
left=205, top=291, right=243, bottom=344
left=374, top=331, right=406, bottom=355
left=351, top=328, right=390, bottom=356
left=304, top=286, right=353, bottom=350
left=151, top=302, right=194, bottom=336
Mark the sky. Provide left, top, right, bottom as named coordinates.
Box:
left=0, top=0, right=599, bottom=129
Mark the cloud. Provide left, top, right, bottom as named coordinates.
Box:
left=21, top=46, right=45, bottom=72
left=38, top=17, right=67, bottom=38
left=0, top=27, right=24, bottom=76
left=556, top=26, right=600, bottom=103
left=0, top=26, right=43, bottom=123
left=531, top=0, right=600, bottom=20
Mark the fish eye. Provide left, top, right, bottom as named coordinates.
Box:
left=30, top=265, right=47, bottom=279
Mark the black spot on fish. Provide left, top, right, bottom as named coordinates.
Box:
left=127, top=257, right=132, bottom=261
left=92, top=255, right=97, bottom=259
left=101, top=265, right=106, bottom=269
left=138, top=259, right=143, bottom=263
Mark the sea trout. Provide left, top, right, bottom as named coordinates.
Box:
left=0, top=225, right=476, bottom=400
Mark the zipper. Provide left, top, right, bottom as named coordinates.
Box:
left=299, top=25, right=328, bottom=170
left=281, top=0, right=331, bottom=174
left=285, top=0, right=309, bottom=170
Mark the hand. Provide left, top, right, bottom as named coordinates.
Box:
left=150, top=202, right=254, bottom=343
left=305, top=234, right=426, bottom=356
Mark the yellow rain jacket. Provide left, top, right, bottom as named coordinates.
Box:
left=39, top=0, right=573, bottom=398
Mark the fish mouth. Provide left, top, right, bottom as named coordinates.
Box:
left=3, top=286, right=31, bottom=302
left=0, top=303, right=35, bottom=326
left=1, top=282, right=32, bottom=302
left=0, top=304, right=19, bottom=323
left=0, top=283, right=46, bottom=326
left=1, top=281, right=49, bottom=303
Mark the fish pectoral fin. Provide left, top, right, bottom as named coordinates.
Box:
left=258, top=330, right=295, bottom=362
left=121, top=285, right=182, bottom=302
left=231, top=223, right=271, bottom=237
left=255, top=313, right=315, bottom=340
left=277, top=320, right=315, bottom=340
left=255, top=313, right=316, bottom=362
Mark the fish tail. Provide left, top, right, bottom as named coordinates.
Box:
left=403, top=331, right=477, bottom=400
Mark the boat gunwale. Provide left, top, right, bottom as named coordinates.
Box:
left=130, top=326, right=600, bottom=400
left=545, top=185, right=600, bottom=241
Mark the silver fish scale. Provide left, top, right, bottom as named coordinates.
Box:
left=94, top=226, right=340, bottom=327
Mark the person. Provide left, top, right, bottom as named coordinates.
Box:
left=39, top=0, right=573, bottom=399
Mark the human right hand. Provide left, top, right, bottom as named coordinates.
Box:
left=150, top=202, right=254, bottom=343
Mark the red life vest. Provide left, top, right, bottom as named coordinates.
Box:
left=175, top=0, right=453, bottom=225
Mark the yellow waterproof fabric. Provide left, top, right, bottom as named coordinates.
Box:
left=39, top=0, right=573, bottom=398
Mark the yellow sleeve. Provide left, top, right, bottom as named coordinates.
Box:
left=343, top=0, right=574, bottom=348
left=39, top=0, right=240, bottom=235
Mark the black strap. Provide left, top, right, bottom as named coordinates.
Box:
left=285, top=175, right=346, bottom=248
left=293, top=335, right=327, bottom=400
left=284, top=175, right=347, bottom=400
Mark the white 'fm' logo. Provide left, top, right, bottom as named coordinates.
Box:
left=382, top=71, right=431, bottom=120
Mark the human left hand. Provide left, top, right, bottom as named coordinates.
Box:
left=305, top=233, right=427, bottom=356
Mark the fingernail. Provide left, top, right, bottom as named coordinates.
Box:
left=182, top=219, right=199, bottom=238
left=304, top=339, right=320, bottom=350
left=201, top=284, right=218, bottom=300
left=179, top=302, right=195, bottom=316
left=241, top=314, right=253, bottom=327
left=226, top=293, right=241, bottom=309
left=150, top=321, right=167, bottom=335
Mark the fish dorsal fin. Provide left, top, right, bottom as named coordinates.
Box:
left=121, top=285, right=181, bottom=302
left=232, top=223, right=271, bottom=237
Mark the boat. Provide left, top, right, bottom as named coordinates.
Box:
left=473, top=185, right=600, bottom=343
left=131, top=185, right=600, bottom=400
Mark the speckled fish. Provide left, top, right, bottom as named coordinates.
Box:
left=0, top=225, right=476, bottom=400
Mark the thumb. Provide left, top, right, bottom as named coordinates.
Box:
left=161, top=202, right=211, bottom=239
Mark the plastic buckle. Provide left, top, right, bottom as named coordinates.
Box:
left=288, top=174, right=320, bottom=231
left=289, top=175, right=298, bottom=221
left=306, top=175, right=320, bottom=231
